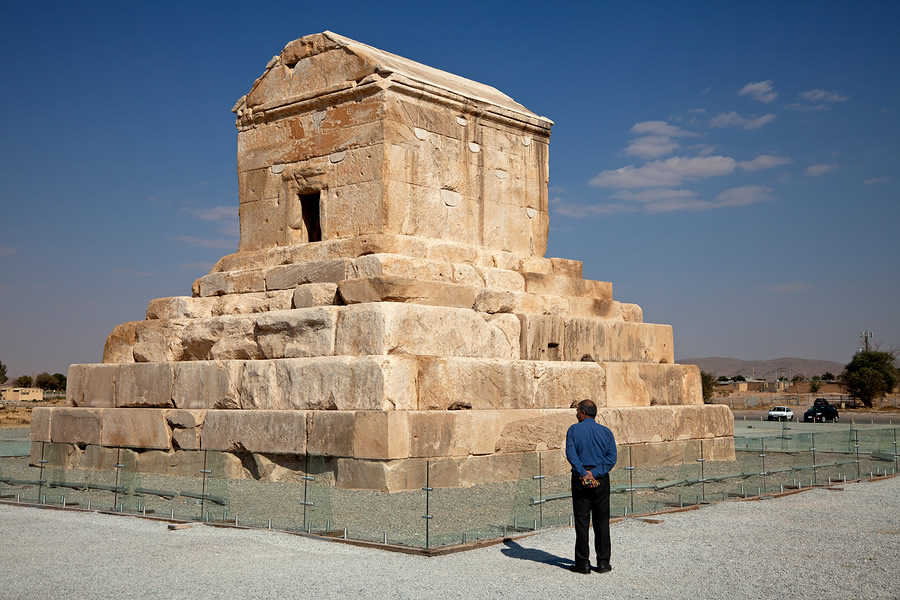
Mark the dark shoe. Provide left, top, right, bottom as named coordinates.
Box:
left=569, top=564, right=592, bottom=575
left=596, top=562, right=612, bottom=573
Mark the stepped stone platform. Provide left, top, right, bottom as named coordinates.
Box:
left=33, top=32, right=733, bottom=490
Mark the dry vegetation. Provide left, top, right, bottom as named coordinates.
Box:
left=0, top=397, right=65, bottom=428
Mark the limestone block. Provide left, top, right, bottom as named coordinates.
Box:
left=201, top=410, right=308, bottom=454
left=238, top=199, right=286, bottom=251
left=265, top=260, right=350, bottom=290
left=620, top=303, right=643, bottom=323
left=382, top=178, right=481, bottom=248
left=519, top=315, right=566, bottom=361
left=133, top=320, right=186, bottom=362
left=338, top=276, right=476, bottom=309
left=566, top=297, right=617, bottom=319
left=102, top=321, right=138, bottom=363
left=212, top=290, right=293, bottom=315
left=66, top=364, right=116, bottom=408
left=172, top=428, right=201, bottom=450
left=562, top=320, right=674, bottom=364
left=196, top=269, right=266, bottom=297
left=351, top=411, right=410, bottom=460
left=307, top=411, right=353, bottom=456
left=116, top=363, right=174, bottom=408
left=238, top=360, right=277, bottom=410
left=172, top=361, right=242, bottom=410
left=293, top=283, right=340, bottom=307
left=533, top=361, right=608, bottom=409
left=483, top=268, right=525, bottom=292
left=133, top=448, right=224, bottom=478
left=481, top=198, right=536, bottom=256
left=495, top=411, right=574, bottom=453
left=350, top=253, right=454, bottom=282
left=100, top=408, right=171, bottom=450
left=384, top=94, right=468, bottom=142
left=335, top=303, right=519, bottom=359
left=474, top=290, right=567, bottom=316
left=518, top=256, right=553, bottom=275
left=166, top=409, right=207, bottom=430
left=320, top=181, right=385, bottom=240
left=416, top=357, right=537, bottom=410
left=147, top=296, right=214, bottom=320
left=550, top=257, right=583, bottom=278
left=30, top=407, right=51, bottom=442
left=181, top=315, right=259, bottom=361
left=422, top=240, right=479, bottom=265
left=49, top=408, right=102, bottom=445
left=255, top=307, right=339, bottom=358
left=523, top=273, right=588, bottom=298
left=450, top=263, right=483, bottom=287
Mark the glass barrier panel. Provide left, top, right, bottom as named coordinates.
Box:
left=539, top=451, right=575, bottom=530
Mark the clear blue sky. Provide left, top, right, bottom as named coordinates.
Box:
left=1, top=1, right=898, bottom=379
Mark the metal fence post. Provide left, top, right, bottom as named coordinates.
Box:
left=810, top=432, right=817, bottom=485
left=422, top=460, right=432, bottom=549
left=854, top=428, right=860, bottom=480
left=623, top=446, right=635, bottom=515
left=697, top=440, right=706, bottom=502
left=759, top=438, right=767, bottom=494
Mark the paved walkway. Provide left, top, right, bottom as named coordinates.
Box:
left=0, top=476, right=897, bottom=599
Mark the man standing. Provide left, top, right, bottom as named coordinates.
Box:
left=565, top=399, right=617, bottom=575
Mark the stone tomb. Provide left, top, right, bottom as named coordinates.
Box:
left=33, top=32, right=733, bottom=491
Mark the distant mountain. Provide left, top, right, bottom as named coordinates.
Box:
left=676, top=357, right=846, bottom=380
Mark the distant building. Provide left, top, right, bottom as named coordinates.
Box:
left=0, top=387, right=44, bottom=401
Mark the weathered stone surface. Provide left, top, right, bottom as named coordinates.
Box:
left=30, top=407, right=51, bottom=442
left=133, top=320, right=186, bottom=362
left=100, top=408, right=171, bottom=449
left=519, top=316, right=674, bottom=364
left=102, top=321, right=138, bottom=363
left=338, top=276, right=476, bottom=309
left=265, top=260, right=350, bottom=290
left=181, top=315, right=259, bottom=360
left=147, top=296, right=216, bottom=320
left=49, top=408, right=103, bottom=445
left=66, top=364, right=116, bottom=408
left=212, top=290, right=293, bottom=315
left=196, top=269, right=266, bottom=297
left=335, top=303, right=519, bottom=359
left=292, top=283, right=339, bottom=307
left=202, top=410, right=308, bottom=454
left=172, top=361, right=241, bottom=409
left=116, top=363, right=174, bottom=408
left=255, top=307, right=339, bottom=358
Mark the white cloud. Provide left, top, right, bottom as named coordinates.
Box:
left=612, top=189, right=698, bottom=203
left=783, top=102, right=830, bottom=112
left=552, top=201, right=638, bottom=218
left=800, top=89, right=848, bottom=103
left=590, top=155, right=736, bottom=189
left=184, top=206, right=238, bottom=221
left=767, top=282, right=811, bottom=294
left=625, top=136, right=680, bottom=159
left=804, top=164, right=838, bottom=176
left=737, top=154, right=793, bottom=171
left=709, top=112, right=776, bottom=129
left=0, top=246, right=14, bottom=257
left=625, top=121, right=698, bottom=159
left=863, top=177, right=889, bottom=185
left=688, top=108, right=706, bottom=114
left=739, top=80, right=777, bottom=103
left=641, top=186, right=773, bottom=214
left=630, top=121, right=696, bottom=137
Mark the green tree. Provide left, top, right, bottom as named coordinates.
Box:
left=791, top=374, right=804, bottom=383
left=840, top=350, right=898, bottom=408
left=717, top=375, right=729, bottom=382
left=700, top=371, right=716, bottom=403
left=809, top=376, right=822, bottom=394
left=0, top=360, right=6, bottom=384
left=731, top=374, right=746, bottom=382
left=13, top=375, right=32, bottom=387
left=51, top=373, right=67, bottom=391
left=821, top=371, right=836, bottom=381
left=34, top=372, right=55, bottom=389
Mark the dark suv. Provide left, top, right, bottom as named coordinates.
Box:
left=803, top=398, right=839, bottom=423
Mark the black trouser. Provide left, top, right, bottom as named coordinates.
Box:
left=571, top=472, right=611, bottom=568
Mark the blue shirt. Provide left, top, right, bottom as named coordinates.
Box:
left=565, top=418, right=617, bottom=478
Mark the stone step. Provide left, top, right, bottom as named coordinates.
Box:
left=33, top=404, right=734, bottom=464
left=66, top=357, right=704, bottom=415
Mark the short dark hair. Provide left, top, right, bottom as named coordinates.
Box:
left=578, top=399, right=597, bottom=418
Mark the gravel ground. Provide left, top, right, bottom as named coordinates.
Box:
left=0, top=476, right=896, bottom=600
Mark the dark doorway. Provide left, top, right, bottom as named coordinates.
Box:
left=300, top=192, right=321, bottom=242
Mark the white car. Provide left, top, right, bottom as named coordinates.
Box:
left=767, top=406, right=794, bottom=421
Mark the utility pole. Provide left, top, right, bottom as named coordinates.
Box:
left=860, top=330, right=873, bottom=352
